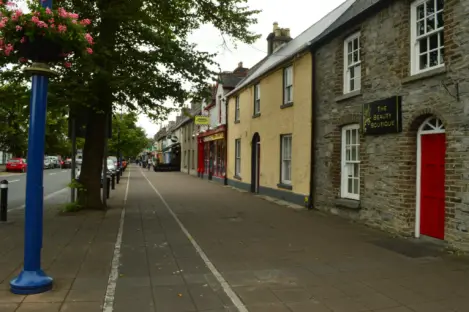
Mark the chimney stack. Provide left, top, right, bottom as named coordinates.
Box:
left=267, top=22, right=292, bottom=55
left=238, top=62, right=243, bottom=68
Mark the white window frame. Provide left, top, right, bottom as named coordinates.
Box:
left=410, top=0, right=445, bottom=75
left=283, top=66, right=293, bottom=104
left=254, top=83, right=260, bottom=114
left=234, top=96, right=240, bottom=122
left=280, top=134, right=292, bottom=185
left=341, top=124, right=360, bottom=200
left=235, top=139, right=241, bottom=176
left=343, top=32, right=361, bottom=94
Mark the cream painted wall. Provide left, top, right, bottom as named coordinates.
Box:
left=227, top=53, right=312, bottom=196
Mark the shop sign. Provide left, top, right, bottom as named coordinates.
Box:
left=362, top=96, right=402, bottom=135
left=195, top=116, right=210, bottom=125
left=204, top=132, right=224, bottom=142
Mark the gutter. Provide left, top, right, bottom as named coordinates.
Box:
left=308, top=48, right=317, bottom=210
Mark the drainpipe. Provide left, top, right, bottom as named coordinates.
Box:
left=224, top=97, right=228, bottom=185
left=308, top=48, right=317, bottom=210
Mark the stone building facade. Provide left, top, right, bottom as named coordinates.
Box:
left=313, top=0, right=469, bottom=249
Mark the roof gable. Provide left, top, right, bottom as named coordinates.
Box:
left=226, top=0, right=357, bottom=97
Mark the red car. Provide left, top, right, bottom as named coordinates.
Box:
left=6, top=158, right=27, bottom=173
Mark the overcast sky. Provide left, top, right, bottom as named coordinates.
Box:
left=137, top=0, right=348, bottom=138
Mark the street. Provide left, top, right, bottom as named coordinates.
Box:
left=3, top=169, right=72, bottom=210
left=1, top=165, right=468, bottom=312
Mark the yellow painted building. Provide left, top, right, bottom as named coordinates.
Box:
left=226, top=30, right=313, bottom=205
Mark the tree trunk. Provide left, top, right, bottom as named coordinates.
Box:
left=77, top=109, right=107, bottom=210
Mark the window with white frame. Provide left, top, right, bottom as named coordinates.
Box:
left=280, top=134, right=292, bottom=184
left=254, top=83, right=260, bottom=114
left=235, top=139, right=241, bottom=176
left=234, top=96, right=240, bottom=122
left=343, top=32, right=361, bottom=93
left=283, top=66, right=293, bottom=104
left=341, top=124, right=360, bottom=200
left=411, top=0, right=444, bottom=74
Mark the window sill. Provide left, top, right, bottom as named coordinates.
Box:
left=252, top=113, right=261, bottom=118
left=280, top=102, right=293, bottom=109
left=234, top=120, right=240, bottom=124
left=335, top=90, right=362, bottom=102
left=233, top=175, right=242, bottom=181
left=402, top=67, right=446, bottom=84
left=277, top=183, right=292, bottom=190
left=335, top=198, right=361, bottom=210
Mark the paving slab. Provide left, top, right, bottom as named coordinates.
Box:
left=139, top=169, right=469, bottom=312
left=0, top=173, right=128, bottom=312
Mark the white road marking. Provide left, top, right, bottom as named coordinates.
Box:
left=7, top=179, right=20, bottom=183
left=49, top=173, right=57, bottom=176
left=141, top=170, right=249, bottom=312
left=103, top=168, right=131, bottom=312
left=61, top=170, right=67, bottom=173
left=10, top=187, right=69, bottom=211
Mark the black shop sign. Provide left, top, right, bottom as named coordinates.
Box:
left=362, top=96, right=402, bottom=135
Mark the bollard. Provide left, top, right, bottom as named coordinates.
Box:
left=111, top=174, right=115, bottom=190
left=116, top=169, right=120, bottom=184
left=0, top=180, right=8, bottom=222
left=106, top=176, right=111, bottom=199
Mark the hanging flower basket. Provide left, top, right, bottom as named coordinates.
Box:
left=0, top=0, right=94, bottom=68
left=16, top=35, right=64, bottom=63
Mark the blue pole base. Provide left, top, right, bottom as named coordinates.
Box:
left=9, top=270, right=53, bottom=295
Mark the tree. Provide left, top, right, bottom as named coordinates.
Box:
left=108, top=113, right=147, bottom=158
left=45, top=0, right=261, bottom=209
left=0, top=83, right=29, bottom=157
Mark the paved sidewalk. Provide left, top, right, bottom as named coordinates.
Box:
left=0, top=174, right=128, bottom=312
left=2, top=166, right=469, bottom=312
left=135, top=169, right=469, bottom=312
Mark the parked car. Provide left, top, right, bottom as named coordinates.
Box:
left=61, top=158, right=72, bottom=169
left=106, top=158, right=117, bottom=176
left=76, top=155, right=83, bottom=166
left=44, top=158, right=53, bottom=169
left=108, top=156, right=122, bottom=173
left=47, top=156, right=61, bottom=168
left=6, top=158, right=27, bottom=173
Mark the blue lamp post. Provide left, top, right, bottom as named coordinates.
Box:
left=10, top=0, right=54, bottom=295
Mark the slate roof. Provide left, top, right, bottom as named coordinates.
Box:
left=313, top=0, right=383, bottom=44
left=220, top=73, right=245, bottom=89
left=226, top=0, right=357, bottom=97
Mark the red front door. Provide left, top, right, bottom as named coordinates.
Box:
left=420, top=133, right=446, bottom=239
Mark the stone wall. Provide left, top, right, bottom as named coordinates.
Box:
left=313, top=0, right=469, bottom=249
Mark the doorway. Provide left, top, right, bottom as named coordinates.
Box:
left=251, top=133, right=260, bottom=193
left=416, top=117, right=446, bottom=240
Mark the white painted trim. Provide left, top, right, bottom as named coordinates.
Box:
left=141, top=171, right=249, bottom=312
left=341, top=124, right=360, bottom=200
left=409, top=0, right=445, bottom=76
left=343, top=31, right=361, bottom=94
left=415, top=116, right=445, bottom=238
left=103, top=168, right=131, bottom=312
left=280, top=134, right=292, bottom=185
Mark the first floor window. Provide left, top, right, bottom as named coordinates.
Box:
left=341, top=124, right=360, bottom=200
left=283, top=66, right=293, bottom=104
left=343, top=32, right=361, bottom=93
left=411, top=0, right=445, bottom=74
left=254, top=83, right=260, bottom=114
left=235, top=139, right=241, bottom=176
left=235, top=96, right=240, bottom=122
left=280, top=134, right=292, bottom=184
left=184, top=151, right=187, bottom=167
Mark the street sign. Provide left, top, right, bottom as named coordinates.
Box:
left=194, top=116, right=209, bottom=125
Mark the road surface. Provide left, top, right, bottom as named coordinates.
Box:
left=2, top=168, right=72, bottom=210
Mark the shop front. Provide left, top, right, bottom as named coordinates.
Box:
left=197, top=126, right=226, bottom=183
